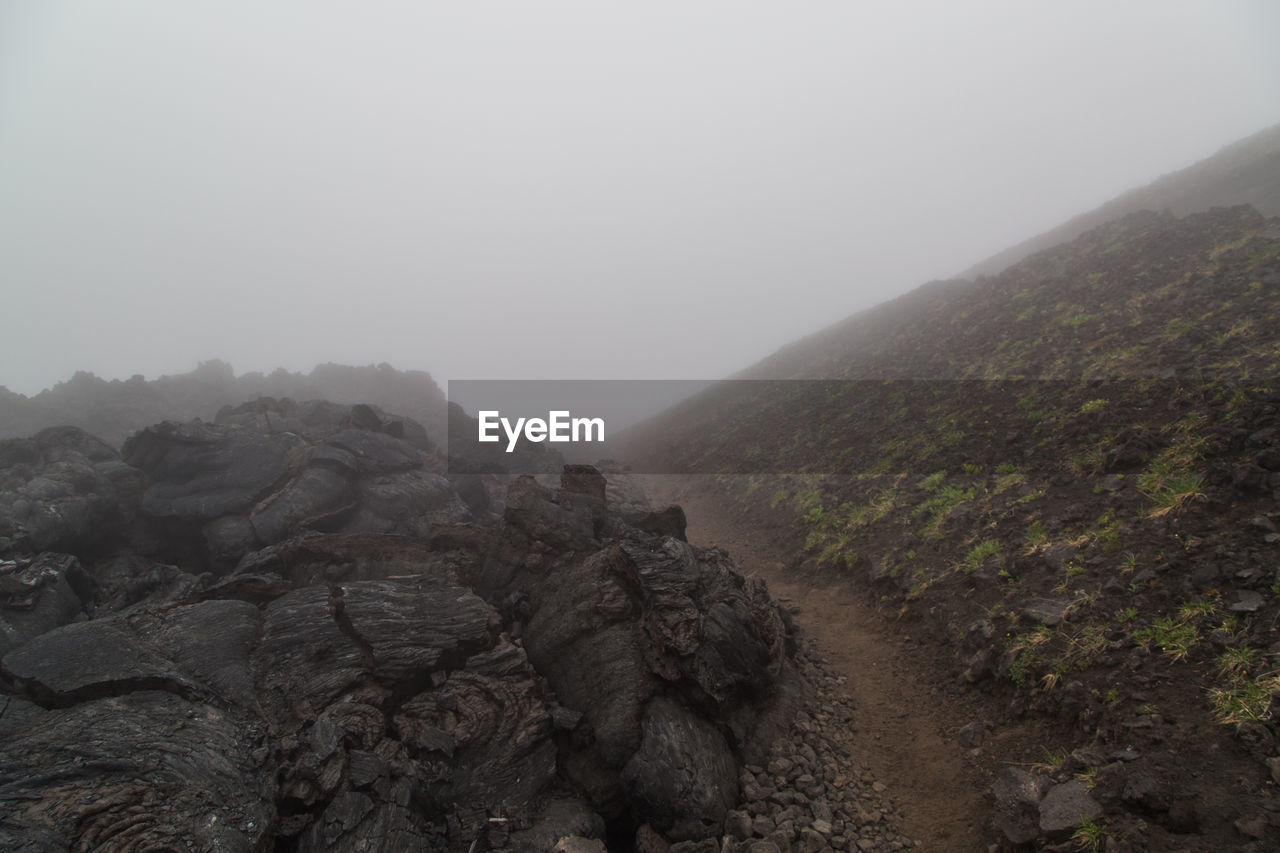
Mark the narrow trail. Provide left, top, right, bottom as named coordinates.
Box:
left=643, top=477, right=987, bottom=851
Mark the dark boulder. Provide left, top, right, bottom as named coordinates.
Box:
left=0, top=427, right=139, bottom=556
left=89, top=553, right=206, bottom=612
left=627, top=503, right=689, bottom=542
left=215, top=397, right=435, bottom=452
left=622, top=696, right=740, bottom=841
left=249, top=464, right=356, bottom=544
left=123, top=420, right=302, bottom=521
left=123, top=409, right=468, bottom=569
left=562, top=464, right=608, bottom=502
left=2, top=599, right=259, bottom=710
left=492, top=473, right=791, bottom=836
left=0, top=692, right=274, bottom=851
left=992, top=767, right=1051, bottom=844
left=0, top=553, right=92, bottom=656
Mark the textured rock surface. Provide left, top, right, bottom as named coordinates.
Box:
left=0, top=420, right=814, bottom=850
left=122, top=401, right=470, bottom=569
left=0, top=552, right=92, bottom=656
left=0, top=692, right=274, bottom=851
left=0, top=426, right=139, bottom=556
left=992, top=768, right=1052, bottom=844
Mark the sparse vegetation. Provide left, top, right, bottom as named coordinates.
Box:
left=962, top=539, right=1001, bottom=573
left=1134, top=616, right=1199, bottom=662
left=1072, top=817, right=1109, bottom=852
left=624, top=198, right=1280, bottom=852
left=1210, top=672, right=1280, bottom=726
left=1024, top=520, right=1049, bottom=550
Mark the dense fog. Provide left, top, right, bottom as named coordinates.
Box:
left=2, top=1, right=1278, bottom=394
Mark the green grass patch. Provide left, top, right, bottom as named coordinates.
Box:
left=919, top=470, right=946, bottom=492
left=1024, top=520, right=1049, bottom=550
left=962, top=539, right=1001, bottom=573
left=1137, top=417, right=1207, bottom=516
left=1134, top=616, right=1199, bottom=662
left=1210, top=674, right=1280, bottom=726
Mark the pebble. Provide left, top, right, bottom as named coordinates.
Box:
left=732, top=645, right=916, bottom=851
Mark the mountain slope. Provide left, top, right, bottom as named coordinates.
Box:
left=962, top=121, right=1280, bottom=279
left=623, top=205, right=1280, bottom=850
left=745, top=205, right=1278, bottom=382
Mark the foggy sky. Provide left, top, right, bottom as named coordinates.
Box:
left=2, top=1, right=1278, bottom=396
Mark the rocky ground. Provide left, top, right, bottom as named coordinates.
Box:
left=0, top=400, right=925, bottom=852
left=726, top=638, right=917, bottom=853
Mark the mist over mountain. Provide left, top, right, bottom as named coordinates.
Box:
left=3, top=4, right=1280, bottom=849
left=0, top=361, right=447, bottom=448
left=618, top=201, right=1280, bottom=846
left=962, top=121, right=1280, bottom=279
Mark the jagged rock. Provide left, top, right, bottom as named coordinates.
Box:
left=0, top=692, right=273, bottom=850
left=0, top=449, right=801, bottom=850
left=395, top=639, right=557, bottom=808
left=249, top=465, right=355, bottom=544
left=0, top=427, right=137, bottom=555
left=216, top=397, right=435, bottom=452
left=599, top=462, right=651, bottom=516
left=992, top=768, right=1051, bottom=844
left=622, top=696, right=739, bottom=840
left=1039, top=780, right=1102, bottom=836
left=123, top=420, right=302, bottom=521
left=502, top=474, right=606, bottom=552
left=325, top=428, right=422, bottom=474
left=123, top=410, right=467, bottom=568
left=252, top=579, right=496, bottom=726
left=725, top=809, right=754, bottom=840
left=1022, top=597, right=1070, bottom=626
left=89, top=554, right=205, bottom=612
left=510, top=799, right=608, bottom=853
left=2, top=599, right=260, bottom=710
left=340, top=468, right=468, bottom=536
left=627, top=503, right=689, bottom=541
left=206, top=514, right=263, bottom=564
left=562, top=464, right=608, bottom=502
left=0, top=552, right=91, bottom=655
left=237, top=532, right=477, bottom=588
left=1227, top=589, right=1264, bottom=612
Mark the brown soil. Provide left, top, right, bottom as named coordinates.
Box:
left=643, top=475, right=989, bottom=851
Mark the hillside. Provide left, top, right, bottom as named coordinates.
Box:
left=0, top=361, right=449, bottom=448
left=623, top=205, right=1280, bottom=850
left=962, top=122, right=1280, bottom=279
left=747, top=204, right=1278, bottom=382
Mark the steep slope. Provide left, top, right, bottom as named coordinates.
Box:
left=963, top=121, right=1280, bottom=278
left=746, top=205, right=1277, bottom=382
left=624, top=206, right=1280, bottom=850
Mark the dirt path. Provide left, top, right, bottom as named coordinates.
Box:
left=643, top=477, right=987, bottom=851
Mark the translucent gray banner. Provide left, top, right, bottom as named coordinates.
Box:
left=445, top=378, right=1247, bottom=475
